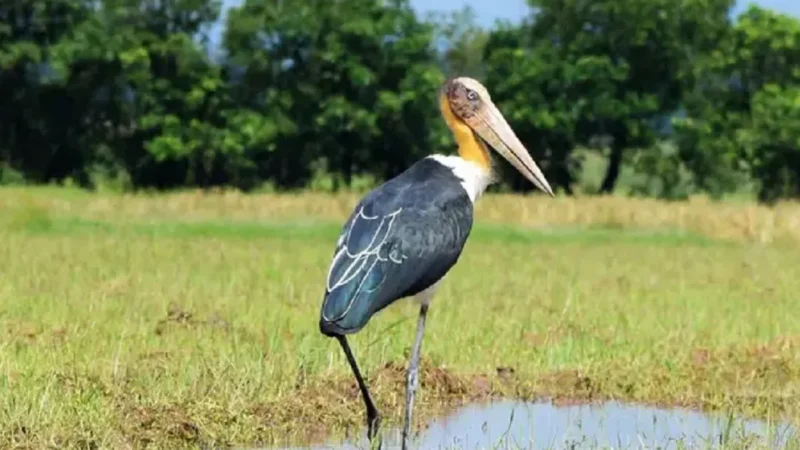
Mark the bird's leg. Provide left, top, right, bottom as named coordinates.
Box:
left=402, top=303, right=429, bottom=450
left=337, top=335, right=381, bottom=446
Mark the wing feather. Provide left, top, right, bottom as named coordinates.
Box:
left=320, top=199, right=472, bottom=334
left=319, top=157, right=476, bottom=336
left=325, top=204, right=402, bottom=294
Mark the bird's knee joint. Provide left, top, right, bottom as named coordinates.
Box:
left=406, top=370, right=419, bottom=387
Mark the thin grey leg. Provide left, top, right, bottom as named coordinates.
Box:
left=402, top=304, right=429, bottom=450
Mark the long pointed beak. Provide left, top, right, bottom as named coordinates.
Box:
left=471, top=102, right=554, bottom=196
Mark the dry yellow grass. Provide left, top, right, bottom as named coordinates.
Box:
left=3, top=186, right=800, bottom=244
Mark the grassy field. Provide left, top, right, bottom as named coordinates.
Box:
left=2, top=186, right=800, bottom=449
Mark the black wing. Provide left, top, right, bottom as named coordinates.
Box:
left=319, top=159, right=474, bottom=336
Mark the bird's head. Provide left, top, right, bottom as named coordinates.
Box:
left=439, top=77, right=554, bottom=196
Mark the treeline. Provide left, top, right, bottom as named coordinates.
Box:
left=2, top=0, right=800, bottom=201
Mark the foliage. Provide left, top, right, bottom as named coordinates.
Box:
left=1, top=0, right=800, bottom=201
left=674, top=6, right=800, bottom=201
left=484, top=0, right=734, bottom=195
left=223, top=0, right=444, bottom=189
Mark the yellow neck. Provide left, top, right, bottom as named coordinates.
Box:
left=439, top=93, right=491, bottom=169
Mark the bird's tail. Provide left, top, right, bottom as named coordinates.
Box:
left=319, top=286, right=374, bottom=337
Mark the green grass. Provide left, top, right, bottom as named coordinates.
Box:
left=1, top=191, right=799, bottom=449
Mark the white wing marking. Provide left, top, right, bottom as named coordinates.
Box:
left=388, top=247, right=404, bottom=264
left=322, top=206, right=407, bottom=322
left=325, top=206, right=405, bottom=293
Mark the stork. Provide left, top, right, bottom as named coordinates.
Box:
left=318, top=77, right=554, bottom=449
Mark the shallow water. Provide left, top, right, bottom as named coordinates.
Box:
left=276, top=399, right=795, bottom=449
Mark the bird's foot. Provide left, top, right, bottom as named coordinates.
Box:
left=367, top=410, right=382, bottom=448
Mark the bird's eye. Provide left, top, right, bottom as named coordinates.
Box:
left=466, top=90, right=478, bottom=101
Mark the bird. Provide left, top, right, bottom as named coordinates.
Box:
left=318, top=76, right=554, bottom=449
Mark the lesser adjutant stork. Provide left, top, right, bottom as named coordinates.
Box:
left=318, top=77, right=554, bottom=449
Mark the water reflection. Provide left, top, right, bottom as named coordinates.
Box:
left=277, top=399, right=795, bottom=449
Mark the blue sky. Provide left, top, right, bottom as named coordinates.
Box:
left=210, top=0, right=799, bottom=46
left=407, top=0, right=800, bottom=25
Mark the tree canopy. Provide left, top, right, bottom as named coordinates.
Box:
left=2, top=0, right=800, bottom=202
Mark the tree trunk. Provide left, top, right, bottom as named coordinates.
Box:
left=600, top=133, right=627, bottom=194
left=343, top=145, right=353, bottom=189
left=558, top=165, right=573, bottom=195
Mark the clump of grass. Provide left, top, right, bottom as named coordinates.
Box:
left=1, top=187, right=799, bottom=448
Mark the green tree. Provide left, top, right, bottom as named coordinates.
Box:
left=0, top=0, right=94, bottom=183
left=741, top=85, right=800, bottom=199
left=92, top=0, right=240, bottom=188
left=485, top=0, right=734, bottom=194
left=19, top=0, right=254, bottom=189
left=674, top=5, right=800, bottom=201
left=224, top=0, right=444, bottom=190
left=484, top=23, right=586, bottom=193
